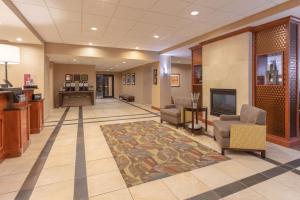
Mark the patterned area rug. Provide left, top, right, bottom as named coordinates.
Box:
left=101, top=120, right=229, bottom=187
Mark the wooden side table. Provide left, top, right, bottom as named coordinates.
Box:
left=183, top=106, right=208, bottom=133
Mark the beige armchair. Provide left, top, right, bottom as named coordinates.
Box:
left=213, top=104, right=267, bottom=158
left=160, top=97, right=192, bottom=128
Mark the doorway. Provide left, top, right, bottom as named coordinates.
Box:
left=96, top=74, right=114, bottom=98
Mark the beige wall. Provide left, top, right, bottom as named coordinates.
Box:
left=0, top=44, right=45, bottom=94
left=202, top=32, right=252, bottom=120
left=121, top=63, right=153, bottom=105
left=171, top=64, right=192, bottom=99
left=53, top=63, right=96, bottom=107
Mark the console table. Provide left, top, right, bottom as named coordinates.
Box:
left=58, top=90, right=94, bottom=107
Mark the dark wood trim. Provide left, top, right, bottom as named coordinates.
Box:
left=267, top=134, right=300, bottom=147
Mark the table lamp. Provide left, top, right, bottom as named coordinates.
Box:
left=0, top=44, right=20, bottom=88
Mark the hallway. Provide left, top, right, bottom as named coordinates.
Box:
left=0, top=99, right=299, bottom=200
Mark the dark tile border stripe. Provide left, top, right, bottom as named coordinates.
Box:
left=117, top=98, right=160, bottom=116
left=15, top=107, right=70, bottom=200
left=44, top=115, right=159, bottom=127
left=45, top=112, right=157, bottom=123
left=74, top=106, right=89, bottom=200
left=186, top=158, right=300, bottom=200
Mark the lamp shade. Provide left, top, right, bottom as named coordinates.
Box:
left=0, top=44, right=20, bottom=64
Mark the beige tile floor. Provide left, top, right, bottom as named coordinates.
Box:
left=0, top=98, right=299, bottom=200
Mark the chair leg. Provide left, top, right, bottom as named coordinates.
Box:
left=160, top=119, right=163, bottom=123
left=261, top=150, right=266, bottom=158
left=213, top=136, right=216, bottom=141
left=221, top=148, right=225, bottom=155
left=176, top=124, right=178, bottom=129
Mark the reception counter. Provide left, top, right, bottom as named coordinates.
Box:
left=0, top=88, right=44, bottom=162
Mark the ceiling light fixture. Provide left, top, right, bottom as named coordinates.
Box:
left=90, top=27, right=98, bottom=31
left=88, top=42, right=93, bottom=46
left=73, top=58, right=77, bottom=62
left=153, top=35, right=159, bottom=39
left=122, top=61, right=126, bottom=64
left=135, top=47, right=140, bottom=50
left=16, top=37, right=22, bottom=42
left=190, top=11, right=199, bottom=16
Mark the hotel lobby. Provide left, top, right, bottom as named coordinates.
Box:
left=1, top=0, right=300, bottom=200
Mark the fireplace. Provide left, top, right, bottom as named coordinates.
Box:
left=210, top=89, right=236, bottom=116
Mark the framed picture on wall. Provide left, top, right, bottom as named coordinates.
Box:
left=122, top=74, right=126, bottom=85
left=65, top=74, right=73, bottom=81
left=74, top=74, right=80, bottom=81
left=131, top=73, right=135, bottom=85
left=153, top=69, right=157, bottom=85
left=170, top=74, right=180, bottom=87
left=126, top=73, right=131, bottom=85
left=80, top=74, right=88, bottom=81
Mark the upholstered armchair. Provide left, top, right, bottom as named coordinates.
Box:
left=160, top=97, right=192, bottom=128
left=213, top=104, right=267, bottom=158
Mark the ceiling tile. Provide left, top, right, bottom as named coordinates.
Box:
left=49, top=8, right=81, bottom=23
left=150, top=0, right=190, bottom=15
left=12, top=0, right=46, bottom=6
left=119, top=0, right=158, bottom=9
left=56, top=21, right=81, bottom=35
left=82, top=14, right=111, bottom=28
left=83, top=0, right=117, bottom=17
left=141, top=11, right=193, bottom=28
left=178, top=3, right=215, bottom=21
left=194, top=0, right=235, bottom=9
left=45, top=0, right=81, bottom=12
left=104, top=18, right=136, bottom=37
left=220, top=0, right=272, bottom=14
left=114, top=6, right=146, bottom=20
left=126, top=22, right=159, bottom=37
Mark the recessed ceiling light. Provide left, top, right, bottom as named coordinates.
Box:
left=190, top=11, right=199, bottom=16
left=122, top=61, right=126, bottom=64
left=88, top=42, right=93, bottom=46
left=153, top=35, right=159, bottom=39
left=73, top=58, right=77, bottom=62
left=135, top=47, right=140, bottom=50
left=16, top=37, right=22, bottom=42
left=90, top=27, right=98, bottom=31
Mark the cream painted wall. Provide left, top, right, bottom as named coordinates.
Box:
left=171, top=64, right=192, bottom=99
left=0, top=44, right=45, bottom=94
left=202, top=32, right=252, bottom=120
left=53, top=63, right=96, bottom=107
left=121, top=63, right=153, bottom=105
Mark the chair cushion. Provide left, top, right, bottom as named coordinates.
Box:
left=213, top=120, right=244, bottom=138
left=160, top=108, right=180, bottom=117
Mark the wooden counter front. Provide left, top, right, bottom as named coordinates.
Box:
left=4, top=105, right=30, bottom=158
left=0, top=92, right=11, bottom=161
left=30, top=99, right=44, bottom=134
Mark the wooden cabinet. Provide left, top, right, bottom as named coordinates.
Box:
left=30, top=99, right=44, bottom=134
left=4, top=105, right=30, bottom=157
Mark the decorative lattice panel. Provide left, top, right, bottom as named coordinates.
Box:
left=254, top=23, right=289, bottom=138
left=255, top=86, right=285, bottom=137
left=255, top=24, right=288, bottom=54
left=289, top=22, right=298, bottom=137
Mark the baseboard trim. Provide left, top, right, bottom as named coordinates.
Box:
left=151, top=106, right=160, bottom=111
left=267, top=134, right=300, bottom=147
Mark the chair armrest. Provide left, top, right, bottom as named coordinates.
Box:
left=164, top=104, right=176, bottom=109
left=230, top=124, right=266, bottom=150
left=220, top=115, right=240, bottom=121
